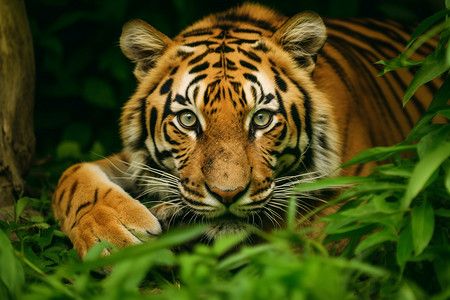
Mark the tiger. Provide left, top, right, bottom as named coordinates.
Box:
left=52, top=3, right=440, bottom=257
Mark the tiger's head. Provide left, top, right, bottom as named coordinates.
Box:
left=119, top=4, right=341, bottom=239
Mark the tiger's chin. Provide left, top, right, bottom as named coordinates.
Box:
left=149, top=204, right=257, bottom=242
left=203, top=219, right=250, bottom=241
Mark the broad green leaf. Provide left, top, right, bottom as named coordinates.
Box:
left=403, top=9, right=449, bottom=51
left=212, top=231, right=252, bottom=256
left=429, top=77, right=450, bottom=111
left=374, top=164, right=413, bottom=178
left=14, top=197, right=30, bottom=222
left=103, top=249, right=173, bottom=293
left=434, top=258, right=450, bottom=294
left=403, top=140, right=450, bottom=208
left=0, top=230, right=24, bottom=300
left=78, top=226, right=206, bottom=271
left=293, top=176, right=371, bottom=193
left=405, top=22, right=447, bottom=58
left=417, top=124, right=450, bottom=159
left=373, top=193, right=402, bottom=213
left=397, top=219, right=414, bottom=271
left=217, top=244, right=275, bottom=272
left=444, top=160, right=450, bottom=194
left=403, top=49, right=450, bottom=105
left=411, top=200, right=435, bottom=255
left=355, top=227, right=397, bottom=254
left=405, top=109, right=449, bottom=143
left=286, top=197, right=296, bottom=231
left=341, top=145, right=417, bottom=167
left=376, top=54, right=423, bottom=76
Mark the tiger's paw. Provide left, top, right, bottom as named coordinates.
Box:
left=68, top=198, right=162, bottom=258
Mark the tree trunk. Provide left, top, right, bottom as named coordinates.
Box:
left=0, top=0, right=35, bottom=208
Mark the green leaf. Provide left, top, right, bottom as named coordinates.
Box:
left=417, top=125, right=450, bottom=159
left=14, top=197, right=30, bottom=222
left=0, top=230, right=25, bottom=300
left=103, top=249, right=173, bottom=294
left=429, top=77, right=450, bottom=111
left=376, top=54, right=423, bottom=76
left=405, top=107, right=449, bottom=143
left=341, top=145, right=417, bottom=168
left=403, top=140, right=450, bottom=208
left=397, top=219, right=414, bottom=271
left=293, top=176, right=370, bottom=193
left=403, top=49, right=450, bottom=105
left=411, top=200, right=435, bottom=256
left=403, top=9, right=449, bottom=52
left=78, top=226, right=206, bottom=271
left=373, top=193, right=402, bottom=213
left=443, top=160, right=450, bottom=194
left=355, top=227, right=397, bottom=254
left=212, top=231, right=252, bottom=256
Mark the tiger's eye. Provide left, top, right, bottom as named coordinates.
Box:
left=178, top=111, right=198, bottom=128
left=252, top=110, right=272, bottom=128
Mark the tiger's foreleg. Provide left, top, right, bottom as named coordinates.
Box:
left=52, top=152, right=161, bottom=257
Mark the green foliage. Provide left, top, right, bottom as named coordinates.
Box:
left=3, top=1, right=447, bottom=300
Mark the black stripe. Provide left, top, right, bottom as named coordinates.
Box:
left=149, top=107, right=160, bottom=162
left=188, top=50, right=210, bottom=65
left=56, top=189, right=66, bottom=205
left=75, top=201, right=92, bottom=217
left=69, top=180, right=78, bottom=200
left=275, top=90, right=287, bottom=118
left=65, top=180, right=79, bottom=216
left=170, top=66, right=179, bottom=75
left=130, top=97, right=148, bottom=151
left=238, top=48, right=262, bottom=62
left=240, top=60, right=258, bottom=71
left=162, top=92, right=173, bottom=120
left=216, top=13, right=277, bottom=32
left=189, top=61, right=210, bottom=74
left=327, top=37, right=407, bottom=138
left=244, top=73, right=257, bottom=83
left=93, top=188, right=98, bottom=205
left=275, top=75, right=287, bottom=93
left=160, top=78, right=173, bottom=95
left=163, top=123, right=181, bottom=145
left=232, top=28, right=263, bottom=35
left=182, top=28, right=213, bottom=38
left=229, top=39, right=258, bottom=45
left=290, top=104, right=302, bottom=146
left=186, top=40, right=217, bottom=47
left=104, top=188, right=112, bottom=198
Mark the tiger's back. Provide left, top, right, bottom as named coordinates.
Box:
left=317, top=18, right=438, bottom=175
left=52, top=4, right=441, bottom=257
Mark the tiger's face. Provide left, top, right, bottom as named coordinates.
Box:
left=119, top=5, right=341, bottom=238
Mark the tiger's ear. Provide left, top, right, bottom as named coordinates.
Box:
left=120, top=19, right=172, bottom=80
left=273, top=12, right=326, bottom=73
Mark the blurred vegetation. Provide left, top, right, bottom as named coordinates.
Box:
left=26, top=0, right=444, bottom=186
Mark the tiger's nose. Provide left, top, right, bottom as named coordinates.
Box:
left=208, top=185, right=247, bottom=205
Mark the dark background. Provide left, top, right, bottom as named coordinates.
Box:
left=25, top=0, right=444, bottom=183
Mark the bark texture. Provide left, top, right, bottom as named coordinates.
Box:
left=0, top=0, right=35, bottom=207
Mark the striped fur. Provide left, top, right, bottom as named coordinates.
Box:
left=53, top=4, right=440, bottom=256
